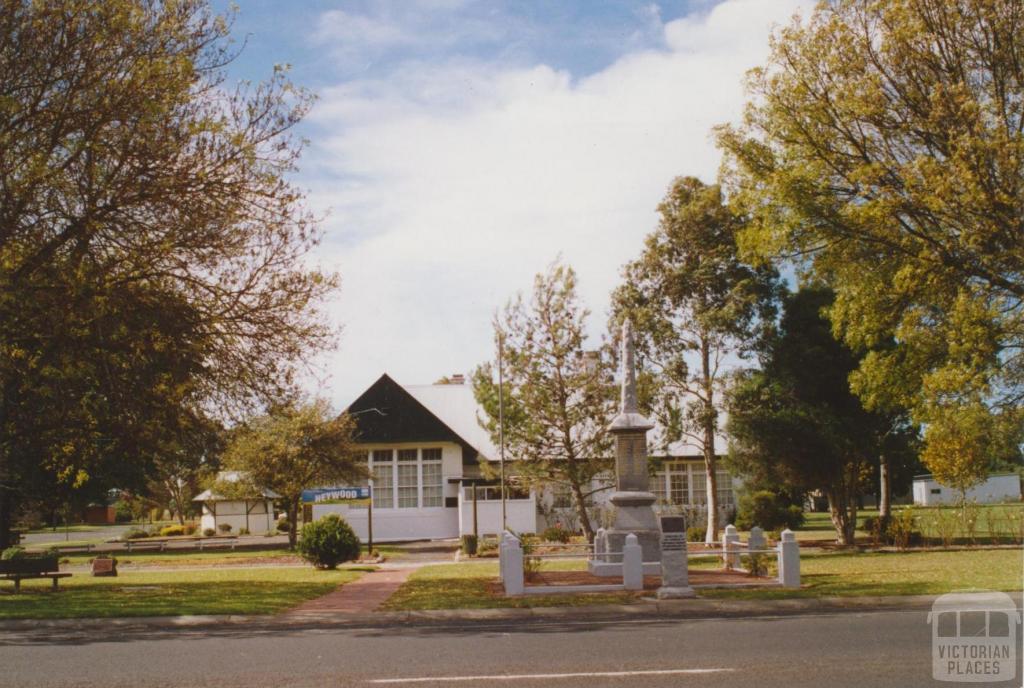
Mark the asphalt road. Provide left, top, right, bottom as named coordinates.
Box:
left=5, top=608, right=1015, bottom=688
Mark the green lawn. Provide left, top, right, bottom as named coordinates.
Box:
left=382, top=548, right=1023, bottom=611
left=0, top=566, right=367, bottom=619
left=43, top=544, right=402, bottom=568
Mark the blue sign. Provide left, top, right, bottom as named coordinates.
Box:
left=301, top=486, right=371, bottom=504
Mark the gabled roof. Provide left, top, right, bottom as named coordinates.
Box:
left=193, top=471, right=281, bottom=501
left=345, top=374, right=491, bottom=465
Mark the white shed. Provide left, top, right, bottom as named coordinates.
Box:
left=193, top=472, right=280, bottom=534
left=912, top=473, right=1021, bottom=506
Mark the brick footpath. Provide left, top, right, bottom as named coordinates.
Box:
left=286, top=567, right=416, bottom=615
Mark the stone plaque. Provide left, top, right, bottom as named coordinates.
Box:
left=615, top=433, right=648, bottom=491
left=660, top=515, right=686, bottom=533
left=91, top=557, right=117, bottom=577
left=661, top=532, right=686, bottom=552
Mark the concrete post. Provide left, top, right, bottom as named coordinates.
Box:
left=722, top=524, right=740, bottom=569
left=622, top=533, right=643, bottom=591
left=503, top=537, right=524, bottom=596
left=777, top=529, right=800, bottom=588
left=499, top=531, right=516, bottom=582
left=594, top=527, right=606, bottom=563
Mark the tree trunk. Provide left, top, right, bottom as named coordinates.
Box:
left=878, top=453, right=891, bottom=525
left=825, top=487, right=857, bottom=546
left=701, top=337, right=719, bottom=545
left=570, top=480, right=595, bottom=542
left=0, top=488, right=12, bottom=551
left=287, top=499, right=299, bottom=549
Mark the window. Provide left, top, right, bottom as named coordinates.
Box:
left=649, top=473, right=667, bottom=504
left=669, top=472, right=688, bottom=505
left=715, top=468, right=734, bottom=507
left=421, top=449, right=443, bottom=507
left=398, top=463, right=418, bottom=508
left=372, top=450, right=393, bottom=508
left=691, top=470, right=707, bottom=506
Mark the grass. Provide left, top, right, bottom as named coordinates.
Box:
left=0, top=566, right=367, bottom=619
left=380, top=561, right=640, bottom=611
left=702, top=547, right=1023, bottom=600
left=382, top=547, right=1023, bottom=610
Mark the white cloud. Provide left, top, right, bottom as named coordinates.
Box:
left=301, top=0, right=812, bottom=407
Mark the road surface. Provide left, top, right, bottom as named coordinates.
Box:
left=3, top=608, right=1010, bottom=687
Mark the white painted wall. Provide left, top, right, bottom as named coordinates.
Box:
left=310, top=441, right=465, bottom=541
left=458, top=493, right=537, bottom=537
left=913, top=474, right=1021, bottom=506
left=199, top=499, right=274, bottom=534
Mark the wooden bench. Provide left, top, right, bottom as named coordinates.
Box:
left=124, top=539, right=169, bottom=552
left=197, top=537, right=237, bottom=551
left=0, top=557, right=71, bottom=593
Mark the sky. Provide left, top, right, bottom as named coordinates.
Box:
left=215, top=0, right=813, bottom=410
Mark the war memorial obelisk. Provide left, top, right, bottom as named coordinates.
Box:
left=589, top=320, right=662, bottom=576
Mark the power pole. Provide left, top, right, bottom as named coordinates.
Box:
left=498, top=330, right=507, bottom=532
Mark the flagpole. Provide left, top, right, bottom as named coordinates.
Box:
left=498, top=330, right=507, bottom=532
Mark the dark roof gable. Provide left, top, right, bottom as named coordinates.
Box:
left=346, top=374, right=479, bottom=466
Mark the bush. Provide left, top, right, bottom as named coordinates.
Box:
left=460, top=534, right=478, bottom=555
left=735, top=490, right=805, bottom=531
left=113, top=501, right=135, bottom=523
left=297, top=514, right=361, bottom=569
left=160, top=525, right=186, bottom=537
left=183, top=523, right=198, bottom=535
left=2, top=546, right=25, bottom=560
left=276, top=518, right=290, bottom=533
left=123, top=528, right=150, bottom=540
left=217, top=523, right=232, bottom=533
left=886, top=509, right=920, bottom=550
left=238, top=527, right=250, bottom=536
left=202, top=527, right=216, bottom=537
left=477, top=537, right=499, bottom=557
left=541, top=525, right=572, bottom=543
left=686, top=525, right=707, bottom=543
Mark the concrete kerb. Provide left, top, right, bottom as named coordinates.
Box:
left=3, top=592, right=1018, bottom=634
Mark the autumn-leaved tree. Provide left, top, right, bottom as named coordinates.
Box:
left=717, top=0, right=1023, bottom=493
left=0, top=1, right=336, bottom=547
left=219, top=400, right=361, bottom=548
left=611, top=177, right=781, bottom=543
left=473, top=261, right=614, bottom=541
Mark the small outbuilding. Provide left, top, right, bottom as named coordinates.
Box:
left=193, top=472, right=280, bottom=534
left=912, top=473, right=1021, bottom=506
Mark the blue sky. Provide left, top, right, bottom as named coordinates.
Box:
left=213, top=0, right=812, bottom=409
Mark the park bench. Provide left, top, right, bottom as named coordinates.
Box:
left=0, top=557, right=71, bottom=593
left=124, top=538, right=170, bottom=552
left=197, top=537, right=237, bottom=551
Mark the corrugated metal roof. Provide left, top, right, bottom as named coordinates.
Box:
left=403, top=383, right=500, bottom=460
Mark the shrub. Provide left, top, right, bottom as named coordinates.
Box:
left=686, top=525, right=707, bottom=543
left=735, top=490, right=805, bottom=531
left=460, top=534, right=478, bottom=555
left=2, top=546, right=25, bottom=560
left=160, top=525, right=186, bottom=537
left=238, top=527, right=250, bottom=536
left=217, top=523, right=232, bottom=533
left=886, top=508, right=920, bottom=550
left=202, top=527, right=216, bottom=537
left=541, top=525, right=572, bottom=543
left=276, top=518, right=290, bottom=533
left=477, top=537, right=499, bottom=557
left=113, top=501, right=134, bottom=523
left=297, top=514, right=361, bottom=569
left=183, top=523, right=198, bottom=536
left=123, top=528, right=150, bottom=540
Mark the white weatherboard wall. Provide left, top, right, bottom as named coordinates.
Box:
left=311, top=442, right=463, bottom=542
left=912, top=474, right=1021, bottom=506
left=199, top=499, right=274, bottom=534
left=458, top=491, right=537, bottom=537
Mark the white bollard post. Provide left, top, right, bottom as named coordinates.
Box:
left=748, top=526, right=765, bottom=552
left=622, top=533, right=643, bottom=591
left=499, top=531, right=516, bottom=582
left=777, top=529, right=800, bottom=588
left=504, top=537, right=524, bottom=596
left=594, top=527, right=606, bottom=562
left=723, top=524, right=740, bottom=569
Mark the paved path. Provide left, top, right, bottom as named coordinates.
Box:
left=286, top=567, right=417, bottom=615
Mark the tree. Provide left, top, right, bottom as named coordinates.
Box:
left=0, top=1, right=336, bottom=547
left=611, top=177, right=781, bottom=544
left=472, top=261, right=614, bottom=541
left=146, top=412, right=223, bottom=525
left=717, top=0, right=1023, bottom=492
left=218, top=400, right=362, bottom=548
left=726, top=287, right=917, bottom=545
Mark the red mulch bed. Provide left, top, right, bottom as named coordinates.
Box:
left=501, top=567, right=773, bottom=592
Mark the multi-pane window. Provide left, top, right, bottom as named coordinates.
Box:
left=397, top=449, right=419, bottom=508
left=649, top=474, right=666, bottom=504
left=421, top=449, right=443, bottom=507
left=715, top=467, right=734, bottom=507
left=372, top=450, right=394, bottom=508
left=669, top=472, right=688, bottom=505
left=690, top=470, right=707, bottom=506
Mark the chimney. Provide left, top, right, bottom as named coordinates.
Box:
left=449, top=373, right=465, bottom=385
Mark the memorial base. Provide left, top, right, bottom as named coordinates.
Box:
left=656, top=586, right=696, bottom=599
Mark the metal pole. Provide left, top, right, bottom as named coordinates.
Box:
left=367, top=479, right=374, bottom=558
left=498, top=331, right=507, bottom=532
left=472, top=483, right=478, bottom=540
